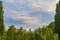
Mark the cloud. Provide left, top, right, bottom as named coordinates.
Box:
left=31, top=0, right=57, bottom=12
left=11, top=15, right=40, bottom=24
left=24, top=17, right=39, bottom=24
left=3, top=0, right=58, bottom=13
left=3, top=0, right=59, bottom=29
left=5, top=10, right=40, bottom=25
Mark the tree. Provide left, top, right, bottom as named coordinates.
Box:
left=55, top=1, right=60, bottom=40
left=0, top=0, right=5, bottom=40
left=38, top=26, right=53, bottom=40
left=34, top=28, right=43, bottom=40
left=6, top=25, right=17, bottom=40
left=48, top=22, right=55, bottom=33
left=34, top=26, right=58, bottom=40
left=17, top=27, right=25, bottom=40
left=28, top=29, right=35, bottom=40
left=53, top=34, right=58, bottom=40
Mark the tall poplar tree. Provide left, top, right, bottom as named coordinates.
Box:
left=55, top=0, right=60, bottom=40
left=0, top=0, right=4, bottom=37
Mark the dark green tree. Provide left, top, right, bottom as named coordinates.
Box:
left=55, top=1, right=60, bottom=40
left=0, top=0, right=5, bottom=40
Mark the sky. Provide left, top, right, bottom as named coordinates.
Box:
left=2, top=0, right=59, bottom=30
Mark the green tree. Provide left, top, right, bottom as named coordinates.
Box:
left=23, top=31, right=30, bottom=40
left=1, top=28, right=6, bottom=40
left=17, top=27, right=25, bottom=40
left=55, top=1, right=60, bottom=40
left=0, top=0, right=5, bottom=40
left=34, top=28, right=43, bottom=40
left=48, top=22, right=55, bottom=33
left=28, top=29, right=35, bottom=40
left=34, top=26, right=58, bottom=40
left=6, top=25, right=17, bottom=40
left=53, top=34, right=58, bottom=40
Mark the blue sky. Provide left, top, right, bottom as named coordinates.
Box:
left=2, top=0, right=58, bottom=30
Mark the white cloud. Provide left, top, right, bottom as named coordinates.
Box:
left=6, top=10, right=40, bottom=25
left=12, top=15, right=40, bottom=24
left=30, top=0, right=58, bottom=12
left=24, top=17, right=39, bottom=24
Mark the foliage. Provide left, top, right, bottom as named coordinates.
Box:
left=48, top=22, right=55, bottom=33
left=0, top=0, right=4, bottom=36
left=0, top=0, right=5, bottom=40
left=55, top=1, right=60, bottom=40
left=6, top=25, right=17, bottom=40
left=0, top=24, right=58, bottom=40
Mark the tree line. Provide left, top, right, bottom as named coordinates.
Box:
left=0, top=23, right=58, bottom=40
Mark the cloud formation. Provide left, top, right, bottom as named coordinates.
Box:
left=2, top=0, right=59, bottom=29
